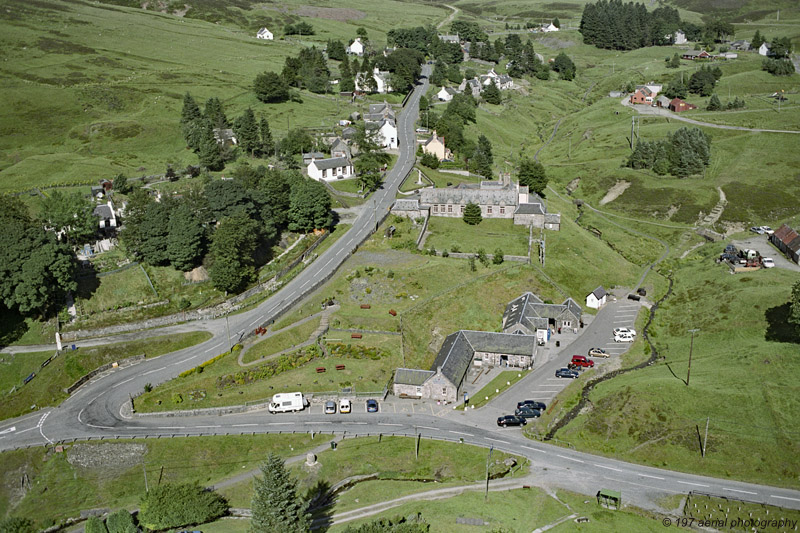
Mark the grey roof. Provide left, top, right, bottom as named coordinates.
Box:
left=393, top=199, right=420, bottom=211
left=515, top=202, right=544, bottom=215
left=303, top=151, right=325, bottom=160
left=93, top=205, right=112, bottom=219
left=213, top=128, right=236, bottom=141
left=394, top=368, right=435, bottom=386
left=342, top=127, right=357, bottom=139
left=461, top=331, right=536, bottom=357
left=368, top=102, right=393, bottom=116
left=657, top=95, right=671, bottom=106
left=441, top=87, right=457, bottom=95
left=591, top=286, right=607, bottom=299
left=544, top=212, right=561, bottom=224
left=420, top=180, right=517, bottom=207
left=502, top=292, right=582, bottom=333
left=309, top=157, right=351, bottom=170
left=498, top=75, right=512, bottom=84
left=439, top=34, right=459, bottom=43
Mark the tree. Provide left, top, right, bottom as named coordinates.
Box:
left=493, top=248, right=504, bottom=264
left=483, top=80, right=501, bottom=104
left=234, top=108, right=259, bottom=156
left=751, top=30, right=765, bottom=50
left=254, top=71, right=290, bottom=103
left=258, top=169, right=290, bottom=228
left=476, top=248, right=489, bottom=267
left=706, top=94, right=722, bottom=111
left=666, top=53, right=681, bottom=68
left=663, top=76, right=688, bottom=99
left=113, top=173, right=131, bottom=194
left=180, top=92, right=203, bottom=149
left=259, top=117, right=274, bottom=157
left=688, top=66, right=717, bottom=96
left=204, top=97, right=228, bottom=129
left=354, top=152, right=385, bottom=192
left=208, top=214, right=260, bottom=293
left=420, top=152, right=440, bottom=169
left=705, top=19, right=734, bottom=42
left=356, top=27, right=369, bottom=41
left=552, top=52, right=576, bottom=81
left=281, top=128, right=315, bottom=156
left=197, top=121, right=224, bottom=171
left=770, top=35, right=792, bottom=58
left=326, top=39, right=346, bottom=61
left=473, top=134, right=493, bottom=178
left=463, top=202, right=482, bottom=225
left=666, top=127, right=710, bottom=177
left=105, top=510, right=138, bottom=533
left=251, top=453, right=310, bottom=533
left=789, top=280, right=800, bottom=330
left=38, top=190, right=98, bottom=245
left=205, top=179, right=257, bottom=221
left=517, top=158, right=548, bottom=195
left=138, top=483, right=228, bottom=531
left=84, top=517, right=108, bottom=533
left=288, top=179, right=332, bottom=232
left=167, top=203, right=205, bottom=272
left=762, top=58, right=795, bottom=76
left=0, top=517, right=36, bottom=533
left=137, top=200, right=173, bottom=266
left=552, top=17, right=561, bottom=28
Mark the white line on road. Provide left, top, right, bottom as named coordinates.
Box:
left=676, top=481, right=710, bottom=488
left=250, top=318, right=261, bottom=327
left=0, top=427, right=15, bottom=435
left=87, top=424, right=114, bottom=429
left=266, top=423, right=294, bottom=426
left=314, top=422, right=332, bottom=425
left=638, top=473, right=664, bottom=480
left=594, top=464, right=623, bottom=472
left=142, top=366, right=167, bottom=376
left=485, top=437, right=510, bottom=444
left=723, top=488, right=757, bottom=495
left=125, top=426, right=141, bottom=429
left=232, top=423, right=258, bottom=427
left=417, top=426, right=439, bottom=431
left=771, top=495, right=800, bottom=503
left=449, top=430, right=473, bottom=436
left=194, top=425, right=222, bottom=428
left=521, top=445, right=546, bottom=453
left=379, top=423, right=402, bottom=427
left=118, top=377, right=135, bottom=385
left=556, top=454, right=584, bottom=463
left=157, top=426, right=185, bottom=430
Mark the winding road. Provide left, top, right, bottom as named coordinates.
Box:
left=2, top=63, right=800, bottom=516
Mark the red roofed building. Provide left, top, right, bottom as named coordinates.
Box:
left=770, top=224, right=800, bottom=264
left=668, top=98, right=697, bottom=113
left=630, top=86, right=653, bottom=105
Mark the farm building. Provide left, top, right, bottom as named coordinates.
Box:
left=502, top=292, right=583, bottom=344
left=770, top=225, right=800, bottom=264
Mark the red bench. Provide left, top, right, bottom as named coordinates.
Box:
left=336, top=364, right=346, bottom=371
left=360, top=304, right=371, bottom=309
left=351, top=333, right=362, bottom=339
left=316, top=367, right=326, bottom=373
left=388, top=309, right=397, bottom=316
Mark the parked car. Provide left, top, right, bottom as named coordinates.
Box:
left=762, top=257, right=775, bottom=268
left=570, top=355, right=595, bottom=368
left=555, top=368, right=579, bottom=379
left=339, top=399, right=351, bottom=414
left=588, top=347, right=609, bottom=358
left=497, top=415, right=527, bottom=427
left=515, top=407, right=541, bottom=419
left=366, top=399, right=379, bottom=413
left=614, top=332, right=634, bottom=342
left=517, top=400, right=546, bottom=411
left=750, top=226, right=765, bottom=234
left=324, top=400, right=337, bottom=414
left=760, top=226, right=774, bottom=235
left=613, top=327, right=636, bottom=337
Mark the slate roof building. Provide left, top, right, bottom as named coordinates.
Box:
left=585, top=286, right=607, bottom=309
left=307, top=157, right=355, bottom=182
left=502, top=292, right=582, bottom=343
left=256, top=27, right=273, bottom=40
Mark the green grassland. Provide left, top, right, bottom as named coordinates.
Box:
left=241, top=317, right=321, bottom=363
left=552, top=242, right=800, bottom=488
left=424, top=216, right=530, bottom=256
left=0, top=331, right=211, bottom=420
left=0, top=434, right=316, bottom=529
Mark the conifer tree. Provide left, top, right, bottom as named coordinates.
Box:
left=197, top=121, right=224, bottom=171
left=234, top=108, right=259, bottom=156
left=250, top=454, right=310, bottom=533
left=463, top=202, right=482, bottom=225
left=259, top=117, right=273, bottom=157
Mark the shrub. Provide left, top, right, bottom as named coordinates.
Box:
left=476, top=248, right=489, bottom=267
left=451, top=245, right=461, bottom=253
left=144, top=383, right=153, bottom=393
left=84, top=517, right=107, bottom=533
left=138, top=483, right=228, bottom=531
left=172, top=393, right=183, bottom=404
left=105, top=510, right=138, bottom=533
left=493, top=248, right=505, bottom=264
left=0, top=518, right=36, bottom=533
left=442, top=249, right=449, bottom=258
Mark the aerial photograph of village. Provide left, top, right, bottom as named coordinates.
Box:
left=1, top=0, right=799, bottom=531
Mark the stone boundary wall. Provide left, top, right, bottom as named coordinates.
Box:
left=64, top=354, right=145, bottom=394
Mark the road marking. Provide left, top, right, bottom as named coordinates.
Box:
left=266, top=422, right=294, bottom=426
left=556, top=454, right=584, bottom=463
left=15, top=427, right=36, bottom=435
left=594, top=464, right=623, bottom=472
left=232, top=423, right=258, bottom=427
left=379, top=423, right=402, bottom=427
left=638, top=473, right=664, bottom=480
left=157, top=426, right=185, bottom=429
left=351, top=422, right=368, bottom=425
left=449, top=430, right=473, bottom=436
left=417, top=426, right=438, bottom=431
left=771, top=495, right=800, bottom=503
left=174, top=356, right=196, bottom=366
left=142, top=366, right=166, bottom=376
left=125, top=426, right=141, bottom=429
left=194, top=425, right=222, bottom=428
left=301, top=280, right=310, bottom=289
left=676, top=481, right=710, bottom=488
left=485, top=437, right=510, bottom=444
left=118, top=377, right=135, bottom=385
left=723, top=488, right=757, bottom=495
left=250, top=318, right=261, bottom=327
left=314, top=422, right=332, bottom=425
left=521, top=445, right=546, bottom=453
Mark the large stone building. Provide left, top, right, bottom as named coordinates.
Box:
left=393, top=330, right=537, bottom=403
left=502, top=292, right=582, bottom=344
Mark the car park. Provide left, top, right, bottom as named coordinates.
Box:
left=555, top=368, right=579, bottom=379
left=339, top=399, right=351, bottom=413
left=762, top=257, right=775, bottom=268
left=613, top=327, right=636, bottom=337
left=517, top=400, right=546, bottom=411
left=614, top=332, right=634, bottom=342
left=497, top=415, right=527, bottom=427
left=515, top=407, right=541, bottom=419
left=366, top=399, right=379, bottom=412
left=324, top=400, right=337, bottom=414
left=588, top=347, right=608, bottom=358
left=570, top=355, right=594, bottom=368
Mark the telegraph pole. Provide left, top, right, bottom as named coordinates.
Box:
left=702, top=417, right=709, bottom=458
left=484, top=445, right=494, bottom=501
left=225, top=315, right=232, bottom=352
left=687, top=329, right=699, bottom=386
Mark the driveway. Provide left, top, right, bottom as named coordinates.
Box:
left=732, top=236, right=800, bottom=272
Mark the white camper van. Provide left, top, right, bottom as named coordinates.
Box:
left=268, top=392, right=307, bottom=413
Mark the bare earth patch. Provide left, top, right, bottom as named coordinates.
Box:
left=599, top=180, right=630, bottom=206
left=67, top=443, right=147, bottom=471
left=293, top=6, right=366, bottom=21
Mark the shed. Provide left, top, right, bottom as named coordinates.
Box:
left=585, top=286, right=607, bottom=309
left=597, top=489, right=621, bottom=510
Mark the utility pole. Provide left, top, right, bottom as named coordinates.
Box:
left=484, top=446, right=494, bottom=501
left=702, top=417, right=709, bottom=458
left=142, top=463, right=149, bottom=492
left=225, top=315, right=232, bottom=352
left=687, top=328, right=699, bottom=386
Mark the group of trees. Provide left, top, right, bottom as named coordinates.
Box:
left=283, top=46, right=330, bottom=94
left=517, top=158, right=548, bottom=195
left=662, top=65, right=722, bottom=99
left=626, top=127, right=711, bottom=177
left=120, top=165, right=331, bottom=293
left=760, top=37, right=794, bottom=76
left=283, top=21, right=314, bottom=36
left=580, top=0, right=683, bottom=50
left=706, top=94, right=745, bottom=111
left=82, top=510, right=139, bottom=533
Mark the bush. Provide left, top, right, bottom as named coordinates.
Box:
left=493, top=248, right=504, bottom=264
left=138, top=483, right=228, bottom=531
left=0, top=518, right=36, bottom=533
left=144, top=383, right=153, bottom=393
left=84, top=517, right=107, bottom=533
left=105, top=510, right=138, bottom=533
left=476, top=248, right=489, bottom=267
left=420, top=152, right=440, bottom=169
left=442, top=249, right=449, bottom=258
left=451, top=245, right=461, bottom=253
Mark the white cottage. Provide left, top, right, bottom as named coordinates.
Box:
left=585, top=286, right=607, bottom=310
left=257, top=27, right=273, bottom=40
left=307, top=157, right=354, bottom=182
left=759, top=43, right=770, bottom=56
left=437, top=86, right=456, bottom=102
left=347, top=37, right=365, bottom=56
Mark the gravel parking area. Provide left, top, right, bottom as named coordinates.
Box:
left=731, top=236, right=800, bottom=272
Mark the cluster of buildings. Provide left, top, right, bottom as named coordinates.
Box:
left=437, top=68, right=514, bottom=102
left=770, top=225, right=800, bottom=264
left=629, top=82, right=697, bottom=113
left=393, top=291, right=582, bottom=402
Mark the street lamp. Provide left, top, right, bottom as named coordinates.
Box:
left=686, top=329, right=699, bottom=386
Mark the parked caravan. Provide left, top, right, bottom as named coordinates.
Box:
left=268, top=392, right=308, bottom=413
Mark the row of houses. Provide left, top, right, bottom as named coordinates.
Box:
left=629, top=83, right=696, bottom=112
left=393, top=291, right=582, bottom=402
left=437, top=69, right=514, bottom=102
left=770, top=224, right=800, bottom=264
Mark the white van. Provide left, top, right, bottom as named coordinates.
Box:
left=268, top=392, right=307, bottom=413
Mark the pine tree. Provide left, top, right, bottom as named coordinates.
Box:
left=251, top=454, right=310, bottom=533
left=790, top=280, right=800, bottom=330
left=180, top=93, right=203, bottom=149
left=473, top=134, right=494, bottom=178
left=167, top=203, right=205, bottom=272
left=463, top=202, right=482, bottom=225
left=751, top=30, right=764, bottom=50
left=483, top=80, right=501, bottom=104
left=517, top=158, right=548, bottom=195
left=234, top=108, right=259, bottom=156
left=204, top=97, right=228, bottom=129
left=259, top=118, right=274, bottom=157
left=706, top=94, right=722, bottom=111
left=197, top=121, right=224, bottom=171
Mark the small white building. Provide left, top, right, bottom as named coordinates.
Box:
left=673, top=30, right=687, bottom=45
left=257, top=27, right=273, bottom=40
left=759, top=43, right=770, bottom=56
left=585, top=286, right=607, bottom=310
left=375, top=118, right=398, bottom=149
left=355, top=67, right=392, bottom=94
left=307, top=157, right=355, bottom=182
left=542, top=23, right=559, bottom=33
left=347, top=38, right=365, bottom=56
left=437, top=86, right=456, bottom=102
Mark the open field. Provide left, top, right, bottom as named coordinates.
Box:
left=424, top=216, right=531, bottom=256
left=0, top=332, right=212, bottom=421
left=242, top=317, right=322, bottom=363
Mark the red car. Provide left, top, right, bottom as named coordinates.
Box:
left=570, top=355, right=594, bottom=368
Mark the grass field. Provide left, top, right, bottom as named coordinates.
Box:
left=0, top=331, right=211, bottom=421
left=462, top=370, right=527, bottom=410
left=424, top=216, right=531, bottom=256
left=241, top=317, right=322, bottom=364
left=75, top=265, right=158, bottom=315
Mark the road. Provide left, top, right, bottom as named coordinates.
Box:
left=2, top=63, right=800, bottom=514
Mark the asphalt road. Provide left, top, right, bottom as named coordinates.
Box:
left=2, top=65, right=800, bottom=513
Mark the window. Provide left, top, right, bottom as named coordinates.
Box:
left=460, top=205, right=465, bottom=213
left=442, top=387, right=447, bottom=395
left=487, top=206, right=492, bottom=214
left=500, top=206, right=505, bottom=215
left=448, top=205, right=453, bottom=213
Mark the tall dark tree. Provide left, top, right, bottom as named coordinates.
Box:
left=205, top=179, right=257, bottom=221
left=258, top=169, right=290, bottom=228
left=254, top=71, right=290, bottom=103
left=234, top=108, right=259, bottom=156
left=259, top=117, right=274, bottom=157
left=706, top=94, right=722, bottom=111
left=354, top=152, right=385, bottom=192
left=473, top=134, right=494, bottom=178
left=39, top=191, right=98, bottom=245
left=790, top=280, right=800, bottom=331
left=113, top=173, right=131, bottom=194
left=288, top=179, right=331, bottom=232
left=208, top=214, right=260, bottom=293
left=517, top=158, right=548, bottom=195
left=180, top=92, right=203, bottom=149
left=119, top=187, right=152, bottom=254
left=197, top=121, right=225, bottom=171
left=552, top=52, right=576, bottom=81
left=137, top=200, right=173, bottom=266
left=463, top=202, right=482, bottom=225
left=204, top=97, right=228, bottom=129
left=167, top=203, right=205, bottom=272
left=326, top=39, right=346, bottom=61
left=251, top=454, right=310, bottom=533
left=483, top=79, right=501, bottom=104
left=751, top=30, right=764, bottom=50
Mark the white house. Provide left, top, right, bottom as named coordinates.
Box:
left=759, top=43, right=770, bottom=56
left=673, top=30, right=687, bottom=44
left=437, top=86, right=456, bottom=102
left=347, top=38, right=365, bottom=56
left=542, top=23, right=559, bottom=33
left=375, top=118, right=398, bottom=149
left=355, top=67, right=392, bottom=94
left=585, top=286, right=607, bottom=310
left=307, top=157, right=355, bottom=182
left=256, top=27, right=273, bottom=40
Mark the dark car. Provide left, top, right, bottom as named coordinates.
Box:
left=514, top=407, right=541, bottom=419
left=366, top=399, right=379, bottom=413
left=555, top=368, right=580, bottom=379
left=517, top=400, right=546, bottom=411
left=497, top=415, right=527, bottom=427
